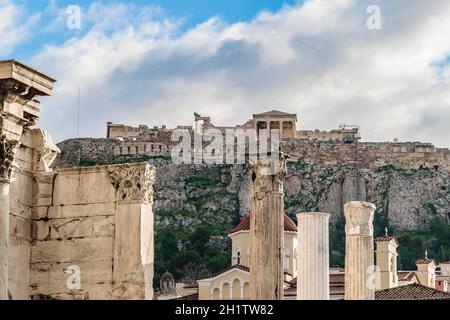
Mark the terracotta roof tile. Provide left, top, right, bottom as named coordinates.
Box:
left=375, top=236, right=399, bottom=245
left=287, top=274, right=345, bottom=296
left=329, top=273, right=345, bottom=284
left=229, top=214, right=297, bottom=235
left=397, top=271, right=418, bottom=282
left=375, top=283, right=450, bottom=300
left=174, top=293, right=199, bottom=300
left=416, top=259, right=436, bottom=265
left=284, top=288, right=297, bottom=296
left=197, top=264, right=250, bottom=280
left=183, top=281, right=199, bottom=289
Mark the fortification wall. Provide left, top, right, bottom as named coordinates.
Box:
left=281, top=139, right=450, bottom=171
left=54, top=136, right=450, bottom=173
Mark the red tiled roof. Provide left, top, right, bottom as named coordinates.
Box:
left=375, top=283, right=450, bottom=300
left=287, top=273, right=345, bottom=296
left=183, top=281, right=199, bottom=289
left=228, top=214, right=297, bottom=235
left=197, top=264, right=250, bottom=280
left=375, top=236, right=399, bottom=245
left=174, top=293, right=199, bottom=300
left=284, top=287, right=297, bottom=297
left=197, top=264, right=292, bottom=284
left=416, top=259, right=436, bottom=265
left=329, top=273, right=345, bottom=284
left=397, top=271, right=418, bottom=282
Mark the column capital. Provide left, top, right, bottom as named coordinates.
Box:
left=0, top=134, right=19, bottom=183
left=107, top=163, right=156, bottom=204
left=248, top=153, right=288, bottom=172
left=297, top=212, right=330, bottom=220
left=344, top=201, right=376, bottom=237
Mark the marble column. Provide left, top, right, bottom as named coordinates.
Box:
left=344, top=201, right=376, bottom=300
left=0, top=135, right=18, bottom=300
left=108, top=163, right=156, bottom=300
left=296, top=212, right=330, bottom=300
left=248, top=154, right=287, bottom=300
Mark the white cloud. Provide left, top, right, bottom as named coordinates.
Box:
left=0, top=0, right=40, bottom=56
left=31, top=0, right=450, bottom=147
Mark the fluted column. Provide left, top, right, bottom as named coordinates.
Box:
left=248, top=154, right=287, bottom=300
left=344, top=201, right=376, bottom=300
left=0, top=135, right=18, bottom=300
left=297, top=212, right=330, bottom=300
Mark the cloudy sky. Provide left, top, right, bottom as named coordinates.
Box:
left=1, top=0, right=450, bottom=146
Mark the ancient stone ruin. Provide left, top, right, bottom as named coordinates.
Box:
left=0, top=60, right=155, bottom=300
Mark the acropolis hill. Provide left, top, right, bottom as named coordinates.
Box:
left=55, top=110, right=450, bottom=172
left=54, top=110, right=450, bottom=281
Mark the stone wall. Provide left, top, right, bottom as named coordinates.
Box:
left=282, top=140, right=450, bottom=172
left=29, top=163, right=155, bottom=300
left=55, top=137, right=450, bottom=174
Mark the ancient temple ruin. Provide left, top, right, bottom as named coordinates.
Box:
left=0, top=60, right=155, bottom=300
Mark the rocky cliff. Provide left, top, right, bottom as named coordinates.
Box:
left=53, top=145, right=450, bottom=283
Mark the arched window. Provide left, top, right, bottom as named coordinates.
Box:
left=236, top=248, right=241, bottom=265
left=284, top=247, right=290, bottom=270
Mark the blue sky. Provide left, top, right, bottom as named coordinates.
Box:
left=1, top=0, right=450, bottom=147
left=9, top=0, right=299, bottom=61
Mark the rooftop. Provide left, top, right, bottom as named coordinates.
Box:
left=253, top=110, right=297, bottom=118
left=228, top=214, right=298, bottom=235
left=375, top=283, right=450, bottom=300
left=416, top=259, right=436, bottom=265
left=375, top=236, right=399, bottom=245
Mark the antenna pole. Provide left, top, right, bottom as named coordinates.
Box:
left=77, top=86, right=80, bottom=138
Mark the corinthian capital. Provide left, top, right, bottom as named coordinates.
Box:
left=107, top=163, right=156, bottom=203
left=248, top=152, right=288, bottom=196
left=0, top=134, right=19, bottom=183
left=344, top=201, right=376, bottom=236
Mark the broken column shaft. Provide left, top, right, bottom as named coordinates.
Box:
left=248, top=154, right=287, bottom=300
left=344, top=201, right=376, bottom=300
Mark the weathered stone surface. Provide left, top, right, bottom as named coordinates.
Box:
left=113, top=202, right=154, bottom=300
left=47, top=203, right=116, bottom=220
left=249, top=155, right=286, bottom=300
left=52, top=167, right=116, bottom=205
left=31, top=238, right=114, bottom=263
left=30, top=283, right=114, bottom=300
left=344, top=201, right=376, bottom=300
left=30, top=261, right=113, bottom=293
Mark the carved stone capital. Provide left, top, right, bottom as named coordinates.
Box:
left=248, top=153, right=288, bottom=196
left=0, top=134, right=19, bottom=183
left=344, top=201, right=376, bottom=236
left=0, top=80, right=39, bottom=101
left=30, top=129, right=61, bottom=172
left=107, top=164, right=156, bottom=203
